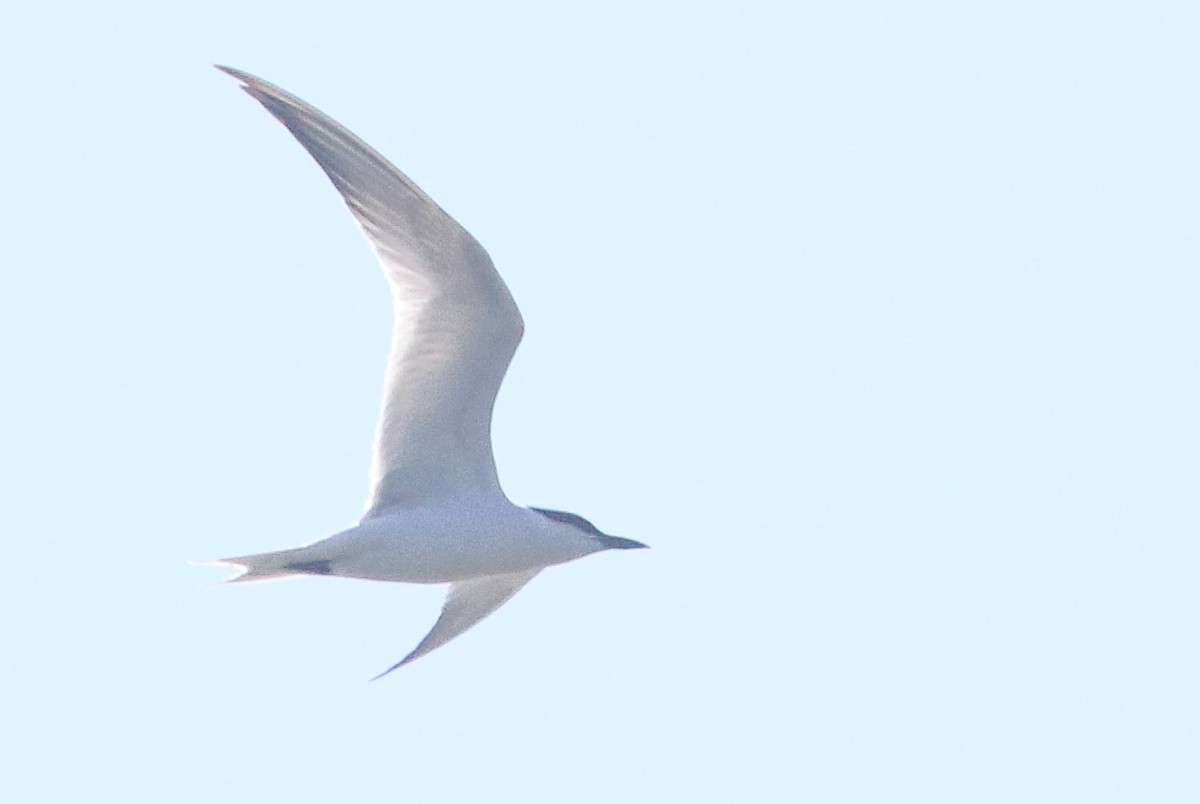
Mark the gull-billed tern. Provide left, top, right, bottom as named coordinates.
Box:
left=204, top=67, right=646, bottom=678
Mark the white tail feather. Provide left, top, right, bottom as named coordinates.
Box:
left=191, top=547, right=314, bottom=583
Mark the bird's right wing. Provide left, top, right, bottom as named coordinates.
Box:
left=218, top=67, right=524, bottom=517
left=372, top=569, right=542, bottom=678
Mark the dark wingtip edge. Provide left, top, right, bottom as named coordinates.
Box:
left=369, top=652, right=417, bottom=682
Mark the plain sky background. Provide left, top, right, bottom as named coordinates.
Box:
left=3, top=2, right=1198, bottom=801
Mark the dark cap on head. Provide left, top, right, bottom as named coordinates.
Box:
left=532, top=508, right=648, bottom=550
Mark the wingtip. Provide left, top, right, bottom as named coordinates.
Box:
left=369, top=652, right=418, bottom=682
left=214, top=64, right=245, bottom=80
left=214, top=65, right=266, bottom=95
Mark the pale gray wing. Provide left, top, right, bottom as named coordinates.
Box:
left=219, top=67, right=524, bottom=517
left=372, top=569, right=541, bottom=678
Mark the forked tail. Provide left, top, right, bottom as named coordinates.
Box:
left=193, top=547, right=329, bottom=583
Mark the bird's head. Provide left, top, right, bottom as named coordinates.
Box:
left=531, top=508, right=648, bottom=551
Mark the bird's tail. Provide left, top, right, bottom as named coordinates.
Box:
left=191, top=546, right=325, bottom=584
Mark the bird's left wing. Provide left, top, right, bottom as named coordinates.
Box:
left=372, top=569, right=541, bottom=678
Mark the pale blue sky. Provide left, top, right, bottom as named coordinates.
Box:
left=3, top=2, right=1198, bottom=802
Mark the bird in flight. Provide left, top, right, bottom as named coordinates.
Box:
left=206, top=67, right=646, bottom=678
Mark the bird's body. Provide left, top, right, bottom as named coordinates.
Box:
left=230, top=500, right=604, bottom=585
left=206, top=67, right=645, bottom=676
